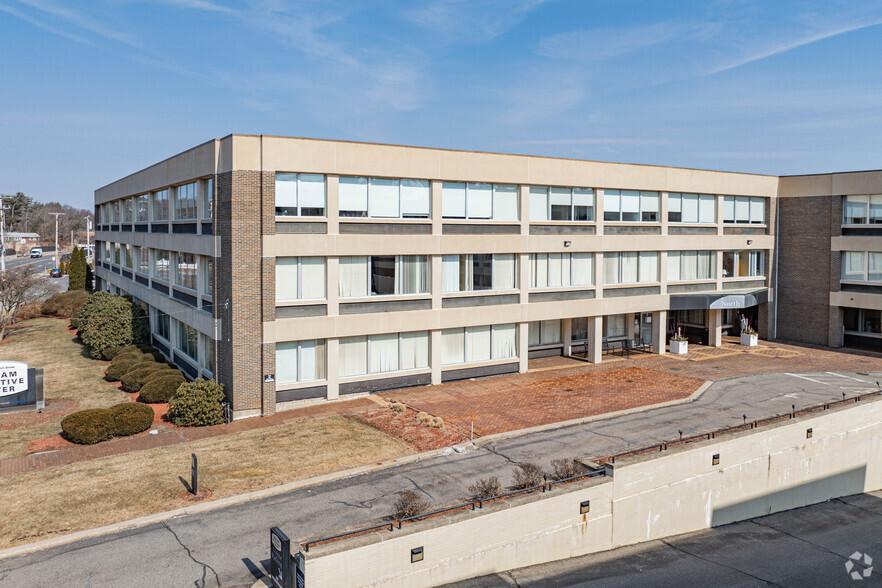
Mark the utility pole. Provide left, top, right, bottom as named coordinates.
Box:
left=49, top=212, right=65, bottom=269
left=84, top=216, right=92, bottom=262
left=0, top=194, right=6, bottom=273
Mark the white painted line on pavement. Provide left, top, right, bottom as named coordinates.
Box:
left=785, top=373, right=831, bottom=385
left=825, top=372, right=872, bottom=383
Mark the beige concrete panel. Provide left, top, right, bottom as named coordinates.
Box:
left=231, top=135, right=261, bottom=172
left=587, top=316, right=602, bottom=363
left=518, top=322, right=529, bottom=373
left=336, top=141, right=443, bottom=179
left=830, top=290, right=882, bottom=310
left=527, top=157, right=604, bottom=188
left=831, top=170, right=882, bottom=196
left=778, top=174, right=834, bottom=198
left=439, top=150, right=528, bottom=183
left=831, top=236, right=882, bottom=252
left=95, top=231, right=218, bottom=256
left=601, top=163, right=669, bottom=191
left=652, top=310, right=666, bottom=354
left=218, top=135, right=233, bottom=174
left=431, top=330, right=442, bottom=384
left=259, top=136, right=338, bottom=173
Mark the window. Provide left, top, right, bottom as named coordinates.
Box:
left=200, top=333, right=214, bottom=374
left=203, top=257, right=214, bottom=296
left=603, top=315, right=627, bottom=339
left=668, top=194, right=716, bottom=223
left=338, top=331, right=429, bottom=377
left=113, top=243, right=121, bottom=265
left=339, top=176, right=430, bottom=219
left=722, top=250, right=764, bottom=278
left=136, top=195, right=149, bottom=222
left=175, top=253, right=197, bottom=290
left=602, top=252, right=658, bottom=284
left=153, top=250, right=170, bottom=281
left=123, top=244, right=134, bottom=269
left=603, top=190, right=659, bottom=222
left=153, top=189, right=170, bottom=221
left=123, top=198, right=134, bottom=223
left=276, top=257, right=326, bottom=301
left=441, top=324, right=517, bottom=365
left=667, top=251, right=716, bottom=281
left=841, top=251, right=882, bottom=282
left=154, top=309, right=170, bottom=341
left=572, top=317, right=589, bottom=341
left=276, top=340, right=326, bottom=384
left=338, top=256, right=429, bottom=297
left=111, top=201, right=120, bottom=223
left=176, top=322, right=198, bottom=361
left=137, top=247, right=149, bottom=274
left=844, top=308, right=882, bottom=335
left=843, top=195, right=882, bottom=225
left=528, top=320, right=561, bottom=346
left=529, top=187, right=594, bottom=222
left=442, top=183, right=519, bottom=221
left=202, top=178, right=213, bottom=219
left=275, top=173, right=326, bottom=217
left=529, top=253, right=594, bottom=288
left=441, top=254, right=516, bottom=292
left=175, top=182, right=198, bottom=220
left=723, top=196, right=765, bottom=224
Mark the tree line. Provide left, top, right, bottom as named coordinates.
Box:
left=2, top=192, right=93, bottom=244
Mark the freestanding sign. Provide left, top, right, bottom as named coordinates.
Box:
left=270, top=527, right=292, bottom=588
left=0, top=362, right=43, bottom=414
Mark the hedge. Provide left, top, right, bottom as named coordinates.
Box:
left=41, top=290, right=89, bottom=318
left=167, top=379, right=225, bottom=427
left=104, top=357, right=157, bottom=382
left=120, top=364, right=171, bottom=393
left=75, top=292, right=149, bottom=359
left=61, top=408, right=115, bottom=445
left=139, top=371, right=187, bottom=404
left=109, top=402, right=154, bottom=436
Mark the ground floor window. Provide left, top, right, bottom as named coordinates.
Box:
left=176, top=321, right=198, bottom=361
left=572, top=317, right=589, bottom=341
left=442, top=324, right=517, bottom=365
left=339, top=331, right=429, bottom=377
left=528, top=320, right=562, bottom=346
left=603, top=315, right=627, bottom=339
left=276, top=340, right=326, bottom=384
left=154, top=309, right=170, bottom=341
left=844, top=308, right=882, bottom=335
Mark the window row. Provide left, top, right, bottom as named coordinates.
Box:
left=99, top=243, right=213, bottom=296
left=150, top=309, right=215, bottom=374
left=722, top=196, right=765, bottom=224
left=668, top=193, right=716, bottom=224
left=721, top=250, right=764, bottom=278
left=97, top=179, right=213, bottom=223
left=843, top=308, right=882, bottom=336
left=602, top=252, right=659, bottom=285
left=841, top=251, right=882, bottom=282
left=843, top=195, right=882, bottom=225
left=527, top=315, right=631, bottom=345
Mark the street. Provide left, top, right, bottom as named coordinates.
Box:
left=0, top=371, right=880, bottom=587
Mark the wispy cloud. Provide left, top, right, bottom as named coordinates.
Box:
left=152, top=0, right=236, bottom=14
left=402, top=0, right=551, bottom=44
left=506, top=137, right=669, bottom=147
left=535, top=22, right=720, bottom=60
left=0, top=2, right=94, bottom=46
left=13, top=0, right=138, bottom=46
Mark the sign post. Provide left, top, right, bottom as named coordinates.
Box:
left=191, top=454, right=198, bottom=495
left=0, top=362, right=43, bottom=414
left=270, top=527, right=293, bottom=588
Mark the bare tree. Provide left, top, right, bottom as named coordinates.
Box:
left=0, top=267, right=48, bottom=340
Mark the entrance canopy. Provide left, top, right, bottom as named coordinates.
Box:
left=669, top=288, right=768, bottom=310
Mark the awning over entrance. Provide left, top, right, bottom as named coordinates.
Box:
left=669, top=288, right=768, bottom=310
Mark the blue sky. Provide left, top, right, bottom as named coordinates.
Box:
left=1, top=0, right=881, bottom=209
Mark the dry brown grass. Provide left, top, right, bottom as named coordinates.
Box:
left=0, top=318, right=129, bottom=459
left=0, top=415, right=410, bottom=549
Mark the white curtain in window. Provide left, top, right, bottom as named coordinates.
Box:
left=621, top=191, right=640, bottom=214
left=669, top=194, right=682, bottom=215
left=641, top=192, right=659, bottom=213
left=300, top=257, right=325, bottom=299
left=572, top=253, right=593, bottom=286
left=493, top=185, right=518, bottom=221
left=868, top=252, right=882, bottom=281
left=698, top=251, right=713, bottom=279
left=299, top=340, right=320, bottom=380
left=492, top=254, right=516, bottom=290
left=339, top=336, right=367, bottom=377
left=723, top=196, right=735, bottom=221
left=276, top=342, right=299, bottom=384
left=844, top=196, right=868, bottom=223
left=749, top=198, right=764, bottom=223
left=492, top=324, right=517, bottom=359
left=550, top=188, right=571, bottom=219
left=400, top=179, right=430, bottom=218
left=604, top=190, right=620, bottom=217
left=603, top=253, right=620, bottom=284
left=699, top=195, right=716, bottom=223
left=399, top=256, right=429, bottom=294
left=639, top=252, right=658, bottom=282
left=540, top=320, right=561, bottom=344
left=529, top=187, right=548, bottom=221
left=667, top=251, right=681, bottom=281
left=682, top=194, right=699, bottom=223
left=528, top=322, right=540, bottom=346
left=339, top=177, right=368, bottom=215
left=401, top=331, right=429, bottom=369
left=275, top=174, right=298, bottom=209
left=531, top=254, right=548, bottom=288
left=621, top=252, right=639, bottom=283
left=749, top=251, right=763, bottom=276
left=442, top=182, right=466, bottom=218
left=368, top=178, right=399, bottom=218
left=735, top=197, right=750, bottom=222
left=441, top=328, right=465, bottom=365
left=680, top=251, right=697, bottom=280
left=561, top=253, right=572, bottom=285
left=467, top=183, right=493, bottom=219
left=298, top=175, right=325, bottom=211
left=548, top=253, right=563, bottom=287
left=442, top=255, right=460, bottom=292
left=466, top=326, right=491, bottom=362
left=275, top=257, right=299, bottom=301
left=573, top=188, right=593, bottom=216
left=339, top=256, right=368, bottom=297
left=605, top=315, right=626, bottom=338
left=369, top=333, right=399, bottom=374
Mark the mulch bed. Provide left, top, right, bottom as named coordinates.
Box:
left=0, top=399, right=80, bottom=430
left=351, top=407, right=468, bottom=452
left=26, top=434, right=76, bottom=454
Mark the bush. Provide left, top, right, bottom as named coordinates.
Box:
left=109, top=402, right=154, bottom=436
left=104, top=357, right=156, bottom=382
left=390, top=403, right=406, bottom=413
left=41, top=290, right=88, bottom=318
left=111, top=345, right=146, bottom=363
left=512, top=462, right=545, bottom=489
left=17, top=302, right=42, bottom=320
left=68, top=246, right=87, bottom=291
left=61, top=408, right=115, bottom=445
left=167, top=379, right=225, bottom=426
left=391, top=490, right=430, bottom=520
left=101, top=346, right=124, bottom=361
left=551, top=458, right=586, bottom=480
left=120, top=363, right=171, bottom=393
left=139, top=371, right=186, bottom=404
left=75, top=292, right=149, bottom=359
left=430, top=416, right=444, bottom=429
left=468, top=476, right=502, bottom=500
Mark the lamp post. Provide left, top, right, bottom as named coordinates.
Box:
left=49, top=212, right=65, bottom=269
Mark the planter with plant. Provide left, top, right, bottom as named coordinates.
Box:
left=740, top=327, right=758, bottom=347
left=669, top=329, right=688, bottom=355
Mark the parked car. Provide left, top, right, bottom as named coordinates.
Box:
left=30, top=247, right=43, bottom=258
left=49, top=268, right=62, bottom=278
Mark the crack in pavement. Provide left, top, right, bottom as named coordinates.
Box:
left=659, top=538, right=783, bottom=587
left=327, top=497, right=381, bottom=509
left=161, top=522, right=221, bottom=588
left=402, top=475, right=436, bottom=500
left=482, top=445, right=521, bottom=467
left=504, top=569, right=523, bottom=587
left=585, top=429, right=632, bottom=445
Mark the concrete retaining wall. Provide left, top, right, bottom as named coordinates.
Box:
left=301, top=398, right=882, bottom=587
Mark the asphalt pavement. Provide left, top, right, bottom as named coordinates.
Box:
left=1, top=371, right=881, bottom=587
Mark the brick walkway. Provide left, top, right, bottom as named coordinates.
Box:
left=0, top=397, right=376, bottom=477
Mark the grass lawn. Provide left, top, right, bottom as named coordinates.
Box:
left=0, top=415, right=411, bottom=549
left=0, top=318, right=129, bottom=460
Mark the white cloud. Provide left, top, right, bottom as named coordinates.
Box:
left=13, top=0, right=138, bottom=46
left=402, top=0, right=551, bottom=45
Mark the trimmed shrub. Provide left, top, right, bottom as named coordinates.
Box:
left=76, top=292, right=149, bottom=359
left=41, top=290, right=88, bottom=318
left=120, top=363, right=171, bottom=393
left=468, top=476, right=501, bottom=500
left=391, top=490, right=430, bottom=520
left=101, top=346, right=124, bottom=361
left=61, top=408, right=114, bottom=445
left=139, top=372, right=186, bottom=404
left=109, top=402, right=154, bottom=436
left=111, top=345, right=146, bottom=363
left=167, top=379, right=225, bottom=426
left=68, top=246, right=87, bottom=291
left=512, top=462, right=545, bottom=489
left=104, top=357, right=155, bottom=382
left=551, top=458, right=586, bottom=480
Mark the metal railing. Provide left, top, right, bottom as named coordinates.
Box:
left=398, top=501, right=476, bottom=529
left=304, top=522, right=394, bottom=552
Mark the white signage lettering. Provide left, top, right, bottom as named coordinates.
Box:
left=0, top=361, right=28, bottom=397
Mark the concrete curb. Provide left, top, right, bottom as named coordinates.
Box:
left=0, top=380, right=712, bottom=562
